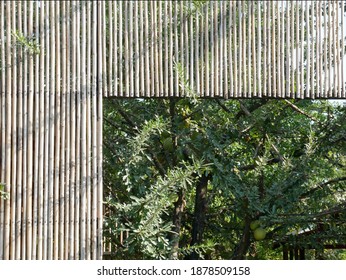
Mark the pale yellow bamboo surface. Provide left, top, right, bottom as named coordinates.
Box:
left=0, top=1, right=103, bottom=260
left=0, top=0, right=345, bottom=260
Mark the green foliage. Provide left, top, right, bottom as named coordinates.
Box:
left=0, top=183, right=9, bottom=200
left=11, top=30, right=40, bottom=55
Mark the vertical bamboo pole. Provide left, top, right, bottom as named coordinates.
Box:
left=119, top=2, right=123, bottom=96
left=0, top=0, right=5, bottom=261
left=268, top=2, right=272, bottom=97
left=53, top=1, right=60, bottom=260
left=335, top=1, right=340, bottom=97
left=204, top=2, right=209, bottom=97
left=144, top=1, right=150, bottom=97
left=333, top=1, right=337, bottom=97
left=174, top=1, right=179, bottom=96
left=263, top=2, right=267, bottom=96
left=27, top=0, right=34, bottom=260
left=179, top=1, right=185, bottom=97
left=291, top=1, right=295, bottom=96
left=238, top=1, right=242, bottom=97
left=69, top=0, right=76, bottom=260
left=64, top=0, right=71, bottom=259
left=15, top=0, right=23, bottom=260
left=272, top=1, right=276, bottom=97
left=228, top=1, right=233, bottom=98
left=296, top=0, right=300, bottom=98
left=108, top=2, right=112, bottom=97
left=257, top=1, right=261, bottom=97
left=81, top=0, right=87, bottom=260
left=248, top=3, right=252, bottom=97
left=97, top=1, right=104, bottom=260
left=277, top=2, right=281, bottom=98
left=134, top=2, right=139, bottom=97
left=10, top=0, right=17, bottom=260
left=4, top=0, right=12, bottom=260
left=59, top=0, right=67, bottom=260
left=281, top=2, right=285, bottom=97
left=124, top=1, right=129, bottom=97
left=129, top=1, right=134, bottom=97
left=86, top=0, right=92, bottom=260
left=158, top=1, right=164, bottom=96
left=307, top=1, right=311, bottom=97
left=32, top=1, right=40, bottom=260
left=150, top=2, right=155, bottom=97
left=328, top=0, right=331, bottom=95
left=43, top=1, right=49, bottom=260
left=219, top=1, right=223, bottom=98
left=164, top=1, right=169, bottom=95
left=169, top=1, right=174, bottom=97
left=91, top=0, right=97, bottom=260
left=113, top=2, right=118, bottom=97
left=342, top=0, right=345, bottom=97
left=285, top=1, right=290, bottom=97
left=195, top=3, right=200, bottom=97
left=210, top=2, right=215, bottom=97
left=311, top=2, right=316, bottom=99
left=154, top=1, right=159, bottom=97
left=221, top=2, right=227, bottom=98
left=75, top=0, right=81, bottom=259
left=139, top=1, right=144, bottom=96
left=242, top=2, right=246, bottom=97
left=233, top=1, right=238, bottom=97
left=190, top=1, right=195, bottom=94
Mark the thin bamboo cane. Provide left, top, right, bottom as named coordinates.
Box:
left=285, top=1, right=290, bottom=97
left=248, top=3, right=252, bottom=97
left=233, top=1, right=238, bottom=97
left=0, top=0, right=5, bottom=261
left=229, top=1, right=234, bottom=98
left=59, top=0, right=66, bottom=260
left=108, top=2, right=112, bottom=97
left=81, top=0, right=87, bottom=260
left=86, top=0, right=92, bottom=260
left=164, top=1, right=168, bottom=95
left=129, top=1, right=134, bottom=97
left=134, top=2, right=139, bottom=97
left=158, top=1, right=163, bottom=96
left=32, top=1, right=40, bottom=260
left=47, top=1, right=55, bottom=260
left=311, top=1, right=316, bottom=99
left=328, top=1, right=331, bottom=95
left=190, top=1, right=194, bottom=94
left=119, top=2, right=123, bottom=96
left=64, top=1, right=70, bottom=260
left=139, top=1, right=144, bottom=96
left=169, top=1, right=173, bottom=97
left=113, top=2, right=118, bottom=97
left=238, top=2, right=242, bottom=97
left=307, top=1, right=311, bottom=97
left=75, top=0, right=81, bottom=259
left=204, top=3, right=209, bottom=97
left=174, top=1, right=179, bottom=96
left=290, top=1, right=295, bottom=96
left=272, top=2, right=276, bottom=97
left=222, top=1, right=227, bottom=98
left=195, top=4, right=200, bottom=96
left=124, top=2, right=129, bottom=97
left=242, top=2, right=247, bottom=97
left=218, top=1, right=223, bottom=98
left=281, top=2, right=284, bottom=97
left=10, top=0, right=17, bottom=260
left=268, top=2, right=272, bottom=97
left=296, top=1, right=300, bottom=98
left=97, top=1, right=104, bottom=260
left=15, top=0, right=23, bottom=260
left=43, top=1, right=49, bottom=260
left=154, top=1, right=159, bottom=97
left=335, top=1, right=340, bottom=98
left=4, top=0, right=12, bottom=260
left=69, top=0, right=76, bottom=260
left=277, top=2, right=281, bottom=98
left=317, top=1, right=322, bottom=98
left=257, top=1, right=261, bottom=97
left=150, top=2, right=155, bottom=97
left=333, top=1, right=337, bottom=97
left=91, top=0, right=97, bottom=260
left=342, top=1, right=345, bottom=97
left=263, top=2, right=267, bottom=96
left=27, top=1, right=34, bottom=260
left=53, top=1, right=60, bottom=260
left=144, top=1, right=150, bottom=97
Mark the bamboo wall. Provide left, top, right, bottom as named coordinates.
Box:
left=0, top=0, right=345, bottom=260
left=0, top=1, right=103, bottom=260
left=105, top=1, right=346, bottom=98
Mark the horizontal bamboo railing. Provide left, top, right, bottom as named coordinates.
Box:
left=0, top=0, right=345, bottom=260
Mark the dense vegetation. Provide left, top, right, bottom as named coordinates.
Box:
left=103, top=97, right=346, bottom=260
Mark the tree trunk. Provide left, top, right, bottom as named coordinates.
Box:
left=189, top=174, right=210, bottom=259
left=170, top=189, right=185, bottom=259
left=232, top=215, right=252, bottom=260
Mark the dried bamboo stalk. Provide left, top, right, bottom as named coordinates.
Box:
left=129, top=1, right=134, bottom=97
left=158, top=1, right=163, bottom=96
left=342, top=1, right=345, bottom=97
left=164, top=1, right=169, bottom=95
left=108, top=2, right=112, bottom=97
left=296, top=1, right=300, bottom=98
left=263, top=1, right=267, bottom=96
left=190, top=1, right=195, bottom=93
left=307, top=1, right=311, bottom=97
left=124, top=2, right=129, bottom=97
left=228, top=1, right=233, bottom=98
left=248, top=3, right=252, bottom=97
left=144, top=1, right=150, bottom=97
left=180, top=1, right=184, bottom=97
left=139, top=1, right=144, bottom=96
left=311, top=2, right=315, bottom=99
left=91, top=0, right=97, bottom=260
left=204, top=3, right=209, bottom=97
left=134, top=2, right=139, bottom=97
left=154, top=2, right=159, bottom=97
left=233, top=1, right=238, bottom=97
left=257, top=1, right=261, bottom=97
left=10, top=0, right=17, bottom=260
left=169, top=1, right=173, bottom=96
left=119, top=2, right=123, bottom=96
left=4, top=0, right=12, bottom=260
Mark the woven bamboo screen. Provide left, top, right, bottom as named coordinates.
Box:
left=104, top=1, right=346, bottom=98
left=0, top=0, right=345, bottom=261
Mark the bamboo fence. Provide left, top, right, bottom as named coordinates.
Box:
left=0, top=0, right=345, bottom=260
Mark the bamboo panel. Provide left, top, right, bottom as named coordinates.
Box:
left=0, top=1, right=103, bottom=260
